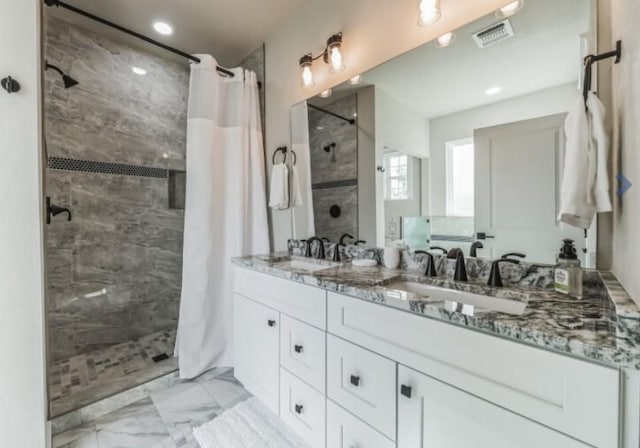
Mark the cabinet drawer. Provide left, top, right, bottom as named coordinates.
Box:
left=327, top=400, right=395, bottom=448
left=233, top=295, right=280, bottom=413
left=327, top=334, right=396, bottom=440
left=280, top=315, right=326, bottom=394
left=234, top=267, right=326, bottom=329
left=328, top=292, right=619, bottom=448
left=280, top=368, right=326, bottom=448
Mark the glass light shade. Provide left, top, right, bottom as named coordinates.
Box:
left=301, top=64, right=314, bottom=87
left=435, top=32, right=455, bottom=48
left=418, top=0, right=441, bottom=26
left=319, top=89, right=332, bottom=98
left=329, top=45, right=345, bottom=73
left=496, top=0, right=524, bottom=18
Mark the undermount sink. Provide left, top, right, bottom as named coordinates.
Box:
left=275, top=259, right=341, bottom=273
left=386, top=281, right=528, bottom=316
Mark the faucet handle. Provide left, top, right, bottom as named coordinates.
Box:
left=333, top=243, right=345, bottom=262
left=488, top=259, right=521, bottom=287
left=501, top=252, right=526, bottom=260
left=453, top=251, right=468, bottom=282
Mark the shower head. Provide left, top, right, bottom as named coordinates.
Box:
left=45, top=61, right=79, bottom=89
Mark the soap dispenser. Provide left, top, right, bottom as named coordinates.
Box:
left=553, top=239, right=583, bottom=299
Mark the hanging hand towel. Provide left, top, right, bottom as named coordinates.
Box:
left=269, top=162, right=289, bottom=210
left=558, top=92, right=612, bottom=228
left=289, top=164, right=303, bottom=207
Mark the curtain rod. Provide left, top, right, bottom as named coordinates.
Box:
left=308, top=104, right=356, bottom=125
left=44, top=0, right=236, bottom=78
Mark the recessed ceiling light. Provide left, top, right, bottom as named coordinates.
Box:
left=153, top=21, right=173, bottom=36
left=485, top=86, right=503, bottom=96
left=435, top=32, right=455, bottom=48
left=496, top=0, right=525, bottom=18
left=349, top=74, right=363, bottom=85
left=132, top=67, right=147, bottom=76
left=319, top=89, right=332, bottom=98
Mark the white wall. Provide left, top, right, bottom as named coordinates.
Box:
left=428, top=83, right=579, bottom=215
left=376, top=88, right=430, bottom=159
left=265, top=0, right=514, bottom=249
left=611, top=0, right=640, bottom=303
left=0, top=0, right=48, bottom=445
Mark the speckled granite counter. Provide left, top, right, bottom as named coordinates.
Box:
left=232, top=253, right=640, bottom=370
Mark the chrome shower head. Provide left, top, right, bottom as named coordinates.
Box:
left=45, top=61, right=79, bottom=89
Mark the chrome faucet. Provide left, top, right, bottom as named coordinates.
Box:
left=305, top=237, right=326, bottom=259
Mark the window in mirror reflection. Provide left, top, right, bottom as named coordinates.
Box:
left=446, top=139, right=474, bottom=217
left=384, top=153, right=412, bottom=201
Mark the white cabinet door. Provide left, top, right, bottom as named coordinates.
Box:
left=233, top=294, right=280, bottom=413
left=327, top=400, right=395, bottom=448
left=280, top=368, right=326, bottom=448
left=280, top=314, right=326, bottom=394
left=398, top=365, right=591, bottom=448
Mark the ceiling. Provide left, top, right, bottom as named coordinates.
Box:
left=46, top=0, right=310, bottom=66
left=324, top=0, right=591, bottom=119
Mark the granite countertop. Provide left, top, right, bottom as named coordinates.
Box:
left=232, top=253, right=640, bottom=370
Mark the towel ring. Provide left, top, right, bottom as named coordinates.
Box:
left=272, top=146, right=287, bottom=165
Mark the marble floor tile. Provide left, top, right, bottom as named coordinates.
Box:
left=52, top=422, right=96, bottom=448
left=151, top=381, right=221, bottom=441
left=55, top=431, right=99, bottom=448
left=96, top=398, right=170, bottom=448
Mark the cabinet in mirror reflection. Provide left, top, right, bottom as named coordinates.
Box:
left=290, top=0, right=598, bottom=267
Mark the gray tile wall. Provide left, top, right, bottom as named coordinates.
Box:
left=44, top=16, right=189, bottom=362
left=308, top=94, right=358, bottom=241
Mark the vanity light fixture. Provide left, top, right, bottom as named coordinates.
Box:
left=496, top=0, right=525, bottom=18
left=435, top=32, right=455, bottom=48
left=485, top=86, right=503, bottom=95
left=131, top=67, right=147, bottom=76
left=299, top=33, right=346, bottom=88
left=319, top=88, right=333, bottom=98
left=349, top=74, right=363, bottom=85
left=153, top=21, right=174, bottom=36
left=418, top=0, right=442, bottom=27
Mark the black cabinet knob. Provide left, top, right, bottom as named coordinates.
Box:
left=294, top=344, right=303, bottom=353
left=350, top=375, right=361, bottom=387
left=267, top=319, right=276, bottom=327
left=400, top=384, right=412, bottom=398
left=294, top=404, right=304, bottom=414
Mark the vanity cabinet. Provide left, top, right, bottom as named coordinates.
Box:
left=397, top=365, right=591, bottom=448
left=233, top=294, right=280, bottom=412
left=233, top=266, right=623, bottom=448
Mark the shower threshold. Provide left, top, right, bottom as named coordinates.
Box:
left=48, top=329, right=178, bottom=418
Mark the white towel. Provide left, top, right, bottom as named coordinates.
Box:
left=268, top=162, right=289, bottom=210
left=193, top=397, right=310, bottom=448
left=558, top=92, right=612, bottom=228
left=290, top=164, right=303, bottom=207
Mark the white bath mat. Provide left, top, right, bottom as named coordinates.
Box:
left=193, top=397, right=310, bottom=448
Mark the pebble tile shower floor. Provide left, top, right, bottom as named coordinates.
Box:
left=49, top=330, right=178, bottom=417
left=52, top=367, right=250, bottom=448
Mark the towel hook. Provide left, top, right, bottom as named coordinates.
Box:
left=582, top=40, right=622, bottom=103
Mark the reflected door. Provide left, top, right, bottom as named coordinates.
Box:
left=474, top=114, right=584, bottom=264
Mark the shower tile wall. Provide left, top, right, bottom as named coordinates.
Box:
left=45, top=16, right=188, bottom=362
left=308, top=94, right=358, bottom=242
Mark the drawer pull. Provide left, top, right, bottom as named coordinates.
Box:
left=400, top=384, right=412, bottom=398
left=267, top=319, right=276, bottom=327
left=294, top=344, right=304, bottom=353
left=294, top=404, right=304, bottom=414
left=350, top=375, right=361, bottom=387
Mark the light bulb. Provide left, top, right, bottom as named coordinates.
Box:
left=132, top=67, right=147, bottom=75
left=349, top=74, right=363, bottom=85
left=418, top=0, right=441, bottom=27
left=496, top=0, right=524, bottom=18
left=435, top=32, right=455, bottom=48
left=153, top=21, right=173, bottom=35
left=319, top=89, right=332, bottom=98
left=329, top=46, right=345, bottom=72
left=302, top=65, right=314, bottom=87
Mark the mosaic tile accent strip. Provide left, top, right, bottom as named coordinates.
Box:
left=312, top=178, right=358, bottom=190
left=48, top=157, right=169, bottom=179
left=49, top=330, right=178, bottom=418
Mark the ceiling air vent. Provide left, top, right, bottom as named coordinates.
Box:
left=472, top=19, right=514, bottom=48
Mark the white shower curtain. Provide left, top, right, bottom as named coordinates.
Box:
left=176, top=55, right=269, bottom=379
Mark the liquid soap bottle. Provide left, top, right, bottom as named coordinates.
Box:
left=553, top=239, right=583, bottom=299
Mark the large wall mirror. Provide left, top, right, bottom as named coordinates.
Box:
left=290, top=0, right=598, bottom=266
